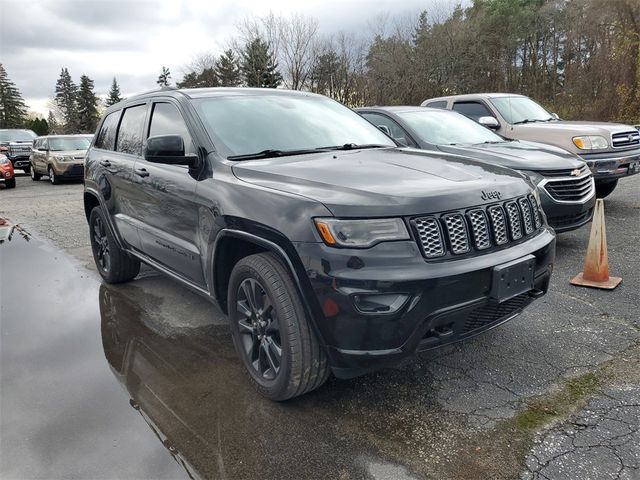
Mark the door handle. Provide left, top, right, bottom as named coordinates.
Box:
left=134, top=167, right=149, bottom=178
left=99, top=160, right=111, bottom=168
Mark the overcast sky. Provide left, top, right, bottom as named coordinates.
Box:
left=0, top=0, right=455, bottom=116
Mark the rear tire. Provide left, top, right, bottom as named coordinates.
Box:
left=30, top=166, right=41, bottom=181
left=89, top=207, right=140, bottom=283
left=595, top=179, right=618, bottom=198
left=228, top=252, right=330, bottom=401
left=5, top=178, right=15, bottom=189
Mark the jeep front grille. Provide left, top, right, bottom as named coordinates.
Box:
left=611, top=130, right=640, bottom=148
left=413, top=217, right=445, bottom=258
left=412, top=195, right=542, bottom=259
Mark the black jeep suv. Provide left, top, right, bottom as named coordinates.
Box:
left=84, top=88, right=555, bottom=400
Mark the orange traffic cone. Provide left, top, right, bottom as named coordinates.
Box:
left=570, top=199, right=622, bottom=290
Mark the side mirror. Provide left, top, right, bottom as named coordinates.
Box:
left=377, top=125, right=391, bottom=136
left=144, top=135, right=197, bottom=167
left=551, top=112, right=560, bottom=120
left=478, top=116, right=500, bottom=130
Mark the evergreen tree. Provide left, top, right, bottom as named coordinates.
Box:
left=241, top=38, right=282, bottom=88
left=215, top=49, right=241, bottom=87
left=176, top=68, right=218, bottom=88
left=54, top=68, right=78, bottom=133
left=105, top=77, right=123, bottom=107
left=0, top=63, right=28, bottom=128
left=26, top=117, right=48, bottom=136
left=157, top=66, right=172, bottom=87
left=47, top=110, right=59, bottom=135
left=77, top=75, right=99, bottom=133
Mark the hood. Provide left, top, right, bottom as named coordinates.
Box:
left=231, top=147, right=532, bottom=217
left=439, top=140, right=584, bottom=171
left=512, top=120, right=638, bottom=138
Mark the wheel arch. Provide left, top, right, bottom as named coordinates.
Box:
left=211, top=228, right=326, bottom=344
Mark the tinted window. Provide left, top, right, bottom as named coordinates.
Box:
left=95, top=112, right=120, bottom=150
left=116, top=105, right=147, bottom=156
left=425, top=101, right=447, bottom=109
left=148, top=102, right=194, bottom=154
left=361, top=113, right=413, bottom=146
left=452, top=101, right=493, bottom=121
left=194, top=95, right=394, bottom=158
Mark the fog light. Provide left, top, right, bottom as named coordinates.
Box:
left=4, top=172, right=9, bottom=178
left=353, top=293, right=409, bottom=314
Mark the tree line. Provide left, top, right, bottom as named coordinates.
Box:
left=1, top=0, right=638, bottom=134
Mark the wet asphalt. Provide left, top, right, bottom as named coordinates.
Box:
left=1, top=174, right=639, bottom=479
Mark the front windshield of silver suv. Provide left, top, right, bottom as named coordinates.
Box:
left=399, top=110, right=507, bottom=145
left=195, top=95, right=395, bottom=158
left=490, top=97, right=554, bottom=124
left=48, top=137, right=91, bottom=151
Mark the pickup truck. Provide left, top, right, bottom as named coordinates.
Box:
left=0, top=129, right=38, bottom=173
left=421, top=94, right=640, bottom=198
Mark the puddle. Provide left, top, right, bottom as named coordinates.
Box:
left=0, top=227, right=413, bottom=479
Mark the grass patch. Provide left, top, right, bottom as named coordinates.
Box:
left=513, top=372, right=601, bottom=431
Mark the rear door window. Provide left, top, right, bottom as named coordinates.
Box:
left=95, top=111, right=120, bottom=150
left=452, top=101, right=493, bottom=121
left=116, top=105, right=147, bottom=156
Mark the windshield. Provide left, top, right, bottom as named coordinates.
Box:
left=398, top=110, right=506, bottom=145
left=490, top=97, right=554, bottom=124
left=194, top=94, right=395, bottom=158
left=48, top=137, right=91, bottom=151
left=0, top=130, right=37, bottom=142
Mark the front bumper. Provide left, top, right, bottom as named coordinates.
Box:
left=580, top=148, right=640, bottom=181
left=295, top=228, right=555, bottom=378
left=9, top=156, right=31, bottom=169
left=53, top=162, right=84, bottom=178
left=538, top=185, right=595, bottom=233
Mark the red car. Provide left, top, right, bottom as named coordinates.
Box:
left=0, top=154, right=16, bottom=189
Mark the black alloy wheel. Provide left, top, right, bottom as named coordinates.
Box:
left=235, top=278, right=282, bottom=380
left=92, top=215, right=111, bottom=273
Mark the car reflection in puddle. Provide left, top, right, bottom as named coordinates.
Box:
left=0, top=221, right=418, bottom=479
left=100, top=283, right=419, bottom=479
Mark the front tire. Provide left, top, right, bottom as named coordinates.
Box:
left=228, top=252, right=329, bottom=401
left=30, top=166, right=42, bottom=181
left=595, top=179, right=618, bottom=198
left=48, top=166, right=61, bottom=185
left=89, top=207, right=140, bottom=283
left=5, top=178, right=16, bottom=189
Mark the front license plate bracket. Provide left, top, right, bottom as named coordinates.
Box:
left=491, top=254, right=535, bottom=303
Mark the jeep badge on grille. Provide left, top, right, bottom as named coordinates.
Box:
left=481, top=190, right=502, bottom=201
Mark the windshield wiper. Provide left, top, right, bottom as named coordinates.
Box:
left=318, top=143, right=390, bottom=151
left=227, top=148, right=325, bottom=161
left=512, top=119, right=547, bottom=125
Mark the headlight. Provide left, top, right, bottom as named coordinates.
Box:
left=0, top=155, right=9, bottom=165
left=314, top=218, right=409, bottom=248
left=532, top=186, right=541, bottom=205
left=572, top=136, right=608, bottom=150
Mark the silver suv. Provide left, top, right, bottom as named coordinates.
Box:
left=422, top=93, right=640, bottom=198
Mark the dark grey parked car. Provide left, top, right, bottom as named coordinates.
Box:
left=84, top=88, right=555, bottom=400
left=357, top=107, right=595, bottom=233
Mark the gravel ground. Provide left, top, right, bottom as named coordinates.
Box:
left=1, top=172, right=639, bottom=479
